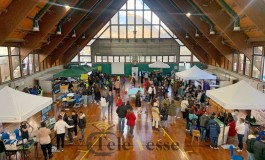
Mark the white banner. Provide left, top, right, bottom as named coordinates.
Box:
left=132, top=67, right=138, bottom=81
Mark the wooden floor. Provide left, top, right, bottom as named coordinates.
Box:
left=4, top=81, right=248, bottom=160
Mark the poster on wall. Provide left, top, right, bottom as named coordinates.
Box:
left=251, top=109, right=265, bottom=123
left=132, top=67, right=138, bottom=81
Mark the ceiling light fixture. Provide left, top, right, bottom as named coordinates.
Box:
left=82, top=34, right=86, bottom=39
left=56, top=26, right=62, bottom=35
left=185, top=32, right=189, bottom=39
left=186, top=12, right=191, bottom=17
left=32, top=20, right=39, bottom=31
left=65, top=5, right=70, bottom=9
left=195, top=29, right=199, bottom=37
left=233, top=24, right=240, bottom=31
left=210, top=26, right=215, bottom=35
left=72, top=30, right=76, bottom=37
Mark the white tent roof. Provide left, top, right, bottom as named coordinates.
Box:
left=206, top=80, right=265, bottom=110
left=0, top=86, right=52, bottom=123
left=149, top=61, right=170, bottom=68
left=175, top=65, right=216, bottom=80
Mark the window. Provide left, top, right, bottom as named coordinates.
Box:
left=111, top=13, right=118, bottom=24
left=152, top=13, right=159, bottom=24
left=0, top=47, right=8, bottom=56
left=145, top=56, right=150, bottom=62
left=108, top=56, right=113, bottom=62
left=163, top=56, right=168, bottom=62
left=152, top=25, right=159, bottom=38
left=29, top=54, right=34, bottom=75
left=126, top=56, right=131, bottom=62
left=34, top=54, right=39, bottom=72
left=144, top=11, right=151, bottom=24
left=12, top=56, right=21, bottom=79
left=157, top=56, right=162, bottom=61
left=114, top=56, right=119, bottom=62
left=22, top=57, right=29, bottom=76
left=127, top=0, right=135, bottom=10
left=151, top=56, right=156, bottom=62
left=175, top=39, right=184, bottom=45
left=0, top=56, right=10, bottom=82
left=119, top=26, right=126, bottom=38
left=80, top=56, right=91, bottom=63
left=139, top=56, right=145, bottom=62
left=238, top=54, right=244, bottom=74
left=120, top=56, right=125, bottom=62
left=168, top=56, right=175, bottom=62
left=96, top=56, right=102, bottom=63
left=180, top=46, right=191, bottom=55
left=252, top=55, right=261, bottom=78
left=135, top=11, right=143, bottom=24
left=232, top=53, right=238, bottom=72
left=119, top=11, right=126, bottom=24
left=102, top=56, right=108, bottom=62
left=193, top=55, right=199, bottom=62
left=244, top=57, right=251, bottom=76
left=80, top=46, right=91, bottom=55
left=180, top=56, right=191, bottom=62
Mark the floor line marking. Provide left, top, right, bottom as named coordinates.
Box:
left=162, top=128, right=190, bottom=160
left=136, top=136, right=144, bottom=151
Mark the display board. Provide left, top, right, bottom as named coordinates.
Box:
left=111, top=62, right=124, bottom=74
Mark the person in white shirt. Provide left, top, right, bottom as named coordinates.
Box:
left=235, top=118, right=245, bottom=152
left=180, top=98, right=189, bottom=119
left=54, top=115, right=74, bottom=152
left=148, top=85, right=156, bottom=103
left=100, top=96, right=108, bottom=120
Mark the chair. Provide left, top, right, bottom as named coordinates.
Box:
left=229, top=145, right=244, bottom=160
left=191, top=130, right=200, bottom=144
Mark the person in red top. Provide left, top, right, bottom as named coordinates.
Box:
left=116, top=96, right=123, bottom=107
left=228, top=117, right=237, bottom=141
left=144, top=80, right=150, bottom=91
left=126, top=109, right=136, bottom=137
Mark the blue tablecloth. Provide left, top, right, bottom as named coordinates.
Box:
left=128, top=88, right=144, bottom=96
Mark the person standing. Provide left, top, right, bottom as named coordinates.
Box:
left=235, top=118, right=246, bottom=152
left=148, top=85, right=156, bottom=103
left=168, top=100, right=177, bottom=125
left=180, top=98, right=189, bottom=119
left=160, top=104, right=168, bottom=129
left=54, top=115, right=74, bottom=152
left=72, top=110, right=78, bottom=138
left=207, top=115, right=220, bottom=149
left=106, top=91, right=114, bottom=114
left=20, top=121, right=33, bottom=140
left=78, top=111, right=86, bottom=142
left=152, top=102, right=160, bottom=131
left=126, top=109, right=136, bottom=137
left=188, top=108, right=198, bottom=134
left=135, top=90, right=142, bottom=114
left=246, top=130, right=259, bottom=160
left=100, top=96, right=107, bottom=120
left=0, top=138, right=6, bottom=160
left=67, top=116, right=74, bottom=144
left=36, top=122, right=53, bottom=160
left=253, top=135, right=265, bottom=160
left=199, top=111, right=209, bottom=141
left=116, top=103, right=127, bottom=134
left=114, top=79, right=121, bottom=95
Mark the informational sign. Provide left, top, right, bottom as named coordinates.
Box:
left=132, top=67, right=138, bottom=81
left=98, top=66, right=102, bottom=71
left=81, top=74, right=88, bottom=80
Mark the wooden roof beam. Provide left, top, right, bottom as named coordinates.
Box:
left=20, top=0, right=79, bottom=60
left=192, top=0, right=253, bottom=60
left=233, top=0, right=265, bottom=36
left=155, top=0, right=222, bottom=65
left=0, top=0, right=39, bottom=45
left=62, top=0, right=129, bottom=63
left=49, top=0, right=114, bottom=64
left=173, top=0, right=233, bottom=62
left=39, top=0, right=98, bottom=62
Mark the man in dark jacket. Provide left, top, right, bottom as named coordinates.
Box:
left=72, top=110, right=78, bottom=138
left=247, top=130, right=259, bottom=160
left=67, top=117, right=74, bottom=144
left=254, top=135, right=265, bottom=160
left=207, top=115, right=220, bottom=149
left=199, top=111, right=209, bottom=141
left=78, top=111, right=86, bottom=142
left=106, top=91, right=114, bottom=114
left=116, top=103, right=127, bottom=134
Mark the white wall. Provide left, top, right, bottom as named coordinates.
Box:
left=0, top=65, right=64, bottom=92
left=206, top=65, right=265, bottom=90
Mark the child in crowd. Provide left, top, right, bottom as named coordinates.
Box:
left=67, top=116, right=74, bottom=144
left=160, top=104, right=168, bottom=128
left=152, top=102, right=160, bottom=131
left=126, top=109, right=136, bottom=137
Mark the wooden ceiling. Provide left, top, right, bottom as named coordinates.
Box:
left=0, top=0, right=264, bottom=70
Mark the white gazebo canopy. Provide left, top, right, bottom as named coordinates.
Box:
left=149, top=61, right=170, bottom=68
left=206, top=80, right=265, bottom=110
left=175, top=65, right=216, bottom=80
left=0, top=86, right=52, bottom=123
